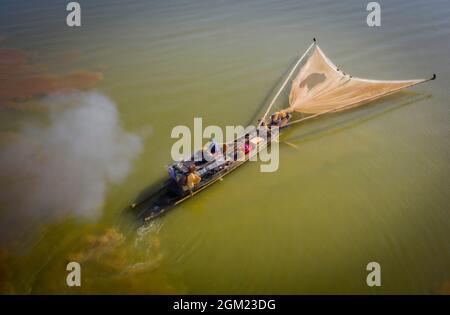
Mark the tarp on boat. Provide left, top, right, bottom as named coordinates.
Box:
left=288, top=45, right=428, bottom=114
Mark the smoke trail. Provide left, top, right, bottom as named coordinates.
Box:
left=0, top=92, right=143, bottom=245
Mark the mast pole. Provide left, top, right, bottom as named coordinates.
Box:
left=257, top=40, right=316, bottom=128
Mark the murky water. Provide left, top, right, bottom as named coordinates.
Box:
left=0, top=0, right=449, bottom=294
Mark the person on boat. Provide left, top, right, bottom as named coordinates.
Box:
left=186, top=164, right=201, bottom=195
left=243, top=134, right=252, bottom=155
left=279, top=110, right=292, bottom=128
left=209, top=137, right=218, bottom=154
left=270, top=110, right=291, bottom=128
left=270, top=112, right=280, bottom=126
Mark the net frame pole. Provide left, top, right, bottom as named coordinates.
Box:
left=257, top=40, right=316, bottom=128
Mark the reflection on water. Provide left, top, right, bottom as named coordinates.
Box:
left=0, top=0, right=449, bottom=294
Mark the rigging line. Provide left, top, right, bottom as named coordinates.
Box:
left=258, top=40, right=316, bottom=128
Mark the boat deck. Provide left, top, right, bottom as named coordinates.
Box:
left=131, top=126, right=279, bottom=221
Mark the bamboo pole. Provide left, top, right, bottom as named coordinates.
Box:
left=258, top=40, right=316, bottom=127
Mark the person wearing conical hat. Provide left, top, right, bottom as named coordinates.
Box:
left=186, top=164, right=201, bottom=195
left=279, top=110, right=292, bottom=128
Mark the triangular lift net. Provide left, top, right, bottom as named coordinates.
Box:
left=287, top=45, right=427, bottom=115
left=259, top=41, right=433, bottom=126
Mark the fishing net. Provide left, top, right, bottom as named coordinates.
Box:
left=287, top=45, right=427, bottom=114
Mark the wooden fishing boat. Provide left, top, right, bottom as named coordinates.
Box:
left=131, top=39, right=435, bottom=222
left=132, top=126, right=280, bottom=221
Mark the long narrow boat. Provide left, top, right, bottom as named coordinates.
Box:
left=132, top=126, right=281, bottom=221
left=131, top=39, right=435, bottom=222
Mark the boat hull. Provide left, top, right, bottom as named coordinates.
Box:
left=131, top=127, right=279, bottom=221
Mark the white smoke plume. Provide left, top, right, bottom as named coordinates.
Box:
left=0, top=92, right=143, bottom=245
